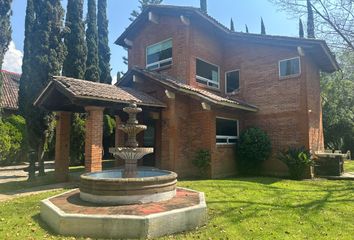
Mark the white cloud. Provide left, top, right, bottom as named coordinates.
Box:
left=111, top=75, right=117, bottom=85
left=2, top=41, right=23, bottom=73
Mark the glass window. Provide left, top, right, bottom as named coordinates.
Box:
left=196, top=59, right=219, bottom=88
left=146, top=39, right=172, bottom=70
left=279, top=57, right=300, bottom=78
left=216, top=118, right=238, bottom=145
left=225, top=70, right=240, bottom=93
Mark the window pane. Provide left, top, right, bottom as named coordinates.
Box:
left=196, top=59, right=219, bottom=83
left=216, top=118, right=238, bottom=137
left=226, top=71, right=240, bottom=93
left=146, top=39, right=172, bottom=66
left=280, top=58, right=300, bottom=77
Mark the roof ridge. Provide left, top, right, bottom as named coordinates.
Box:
left=1, top=69, right=21, bottom=76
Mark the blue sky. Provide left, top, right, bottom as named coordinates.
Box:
left=4, top=0, right=300, bottom=81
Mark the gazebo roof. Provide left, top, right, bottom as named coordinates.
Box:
left=34, top=76, right=166, bottom=112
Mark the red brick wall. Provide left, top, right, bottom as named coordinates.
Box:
left=126, top=13, right=324, bottom=176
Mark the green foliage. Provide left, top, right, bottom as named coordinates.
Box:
left=192, top=149, right=211, bottom=178
left=299, top=18, right=304, bottom=38
left=19, top=0, right=66, bottom=176
left=103, top=114, right=115, bottom=137
left=0, top=115, right=26, bottom=165
left=85, top=0, right=99, bottom=82
left=62, top=0, right=87, bottom=79
left=261, top=17, right=266, bottom=34
left=278, top=147, right=313, bottom=180
left=237, top=127, right=272, bottom=175
left=200, top=0, right=207, bottom=13
left=321, top=51, right=354, bottom=155
left=129, top=0, right=163, bottom=21
left=70, top=113, right=85, bottom=165
left=0, top=0, right=12, bottom=67
left=230, top=18, right=235, bottom=31
left=98, top=0, right=112, bottom=84
left=307, top=0, right=315, bottom=38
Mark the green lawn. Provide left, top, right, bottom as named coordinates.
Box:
left=344, top=160, right=354, bottom=172
left=0, top=177, right=353, bottom=239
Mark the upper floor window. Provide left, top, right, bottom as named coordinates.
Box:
left=196, top=58, right=219, bottom=89
left=216, top=118, right=239, bottom=145
left=225, top=70, right=240, bottom=93
left=279, top=57, right=300, bottom=78
left=146, top=39, right=172, bottom=70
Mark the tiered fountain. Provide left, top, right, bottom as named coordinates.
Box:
left=40, top=103, right=206, bottom=239
left=79, top=103, right=177, bottom=205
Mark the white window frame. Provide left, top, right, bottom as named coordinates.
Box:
left=278, top=56, right=301, bottom=79
left=216, top=117, right=239, bottom=145
left=225, top=69, right=240, bottom=94
left=196, top=58, right=220, bottom=89
left=146, top=38, right=173, bottom=70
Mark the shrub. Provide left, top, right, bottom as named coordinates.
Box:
left=0, top=115, right=26, bottom=165
left=192, top=149, right=211, bottom=178
left=237, top=127, right=272, bottom=175
left=278, top=147, right=313, bottom=180
left=70, top=113, right=86, bottom=165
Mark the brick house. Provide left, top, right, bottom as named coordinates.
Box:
left=36, top=5, right=338, bottom=180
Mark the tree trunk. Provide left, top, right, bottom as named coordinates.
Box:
left=27, top=150, right=36, bottom=181
left=38, top=139, right=45, bottom=176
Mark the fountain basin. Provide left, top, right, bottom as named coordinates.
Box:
left=109, top=147, right=153, bottom=160
left=80, top=168, right=177, bottom=205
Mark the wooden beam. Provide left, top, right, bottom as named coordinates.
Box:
left=201, top=102, right=211, bottom=111
left=124, top=38, right=133, bottom=47
left=148, top=11, right=159, bottom=24
left=165, top=89, right=175, bottom=99
left=180, top=15, right=190, bottom=25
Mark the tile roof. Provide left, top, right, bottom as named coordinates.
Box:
left=35, top=76, right=166, bottom=108
left=119, top=67, right=258, bottom=112
left=0, top=70, right=20, bottom=110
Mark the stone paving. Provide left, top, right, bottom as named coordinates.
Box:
left=49, top=188, right=200, bottom=216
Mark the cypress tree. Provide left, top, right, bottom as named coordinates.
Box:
left=0, top=0, right=12, bottom=67
left=230, top=18, right=235, bottom=32
left=245, top=24, right=249, bottom=33
left=98, top=0, right=111, bottom=84
left=307, top=0, right=315, bottom=38
left=200, top=0, right=207, bottom=13
left=299, top=18, right=304, bottom=38
left=20, top=0, right=66, bottom=177
left=62, top=0, right=87, bottom=165
left=261, top=17, right=266, bottom=35
left=63, top=0, right=87, bottom=79
left=85, top=0, right=99, bottom=81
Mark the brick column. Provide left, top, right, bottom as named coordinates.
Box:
left=85, top=106, right=104, bottom=172
left=55, top=112, right=71, bottom=182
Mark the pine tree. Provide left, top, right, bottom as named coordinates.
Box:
left=230, top=18, right=235, bottom=32
left=85, top=0, right=99, bottom=81
left=307, top=0, right=315, bottom=38
left=98, top=0, right=111, bottom=84
left=19, top=0, right=66, bottom=177
left=200, top=0, right=207, bottom=13
left=62, top=0, right=87, bottom=79
left=261, top=17, right=266, bottom=35
left=245, top=24, right=249, bottom=33
left=130, top=0, right=163, bottom=22
left=0, top=0, right=12, bottom=68
left=299, top=18, right=304, bottom=38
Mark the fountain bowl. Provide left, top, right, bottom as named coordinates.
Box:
left=80, top=168, right=177, bottom=205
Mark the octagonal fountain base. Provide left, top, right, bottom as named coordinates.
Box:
left=40, top=188, right=207, bottom=239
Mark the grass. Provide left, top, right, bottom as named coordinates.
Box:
left=344, top=160, right=354, bottom=172
left=0, top=177, right=353, bottom=239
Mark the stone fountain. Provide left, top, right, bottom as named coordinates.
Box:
left=40, top=103, right=206, bottom=239
left=79, top=103, right=177, bottom=205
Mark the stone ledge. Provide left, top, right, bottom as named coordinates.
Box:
left=40, top=188, right=207, bottom=239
